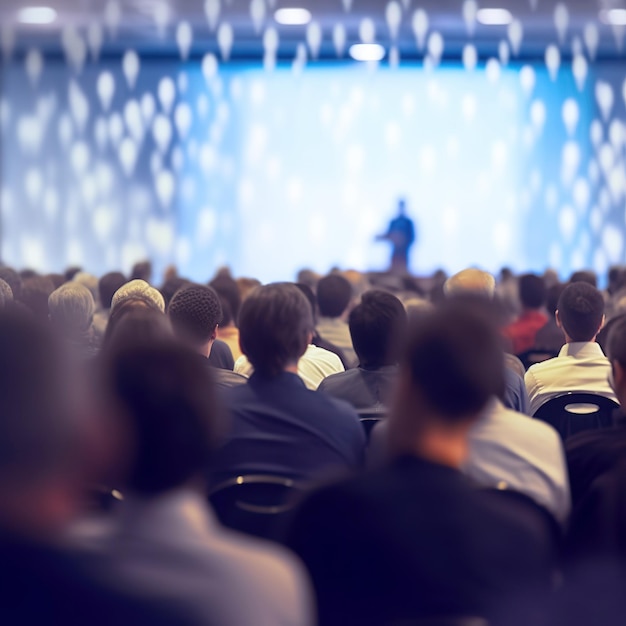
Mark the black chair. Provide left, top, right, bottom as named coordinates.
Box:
left=517, top=350, right=558, bottom=370
left=358, top=410, right=386, bottom=440
left=390, top=618, right=488, bottom=626
left=209, top=475, right=304, bottom=540
left=533, top=393, right=619, bottom=441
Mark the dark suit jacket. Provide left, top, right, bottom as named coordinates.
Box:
left=285, top=455, right=553, bottom=626
left=208, top=339, right=235, bottom=370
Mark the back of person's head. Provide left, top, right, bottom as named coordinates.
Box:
left=64, top=266, right=82, bottom=282
left=0, top=279, right=13, bottom=308
left=103, top=300, right=170, bottom=352
left=130, top=260, right=152, bottom=283
left=46, top=273, right=66, bottom=290
left=100, top=341, right=223, bottom=496
left=317, top=274, right=353, bottom=318
left=546, top=283, right=566, bottom=318
left=210, top=275, right=241, bottom=327
left=296, top=269, right=320, bottom=292
left=18, top=276, right=56, bottom=322
left=0, top=267, right=22, bottom=300
left=295, top=283, right=318, bottom=324
left=239, top=283, right=314, bottom=377
left=0, top=309, right=79, bottom=534
left=569, top=270, right=598, bottom=288
left=98, top=272, right=127, bottom=310
left=519, top=274, right=546, bottom=310
left=111, top=279, right=165, bottom=313
left=237, top=277, right=262, bottom=302
left=73, top=272, right=99, bottom=304
left=557, top=282, right=605, bottom=342
left=607, top=315, right=626, bottom=367
left=160, top=276, right=191, bottom=309
left=349, top=290, right=408, bottom=368
left=49, top=283, right=96, bottom=333
left=168, top=285, right=222, bottom=348
left=397, top=304, right=505, bottom=424
left=444, top=269, right=496, bottom=299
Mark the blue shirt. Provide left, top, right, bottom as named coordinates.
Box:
left=211, top=372, right=366, bottom=487
left=504, top=367, right=530, bottom=415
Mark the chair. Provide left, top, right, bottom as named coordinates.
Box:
left=357, top=409, right=386, bottom=440
left=533, top=393, right=619, bottom=441
left=389, top=618, right=488, bottom=626
left=208, top=475, right=304, bottom=540
left=517, top=349, right=558, bottom=370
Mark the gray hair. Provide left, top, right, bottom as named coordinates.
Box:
left=112, top=279, right=165, bottom=313
left=444, top=269, right=496, bottom=298
left=49, top=283, right=96, bottom=332
left=73, top=272, right=100, bottom=305
left=0, top=279, right=13, bottom=308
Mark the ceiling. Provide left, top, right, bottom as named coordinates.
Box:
left=1, top=0, right=625, bottom=60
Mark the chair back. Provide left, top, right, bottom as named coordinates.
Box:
left=533, top=392, right=619, bottom=441
left=209, top=475, right=303, bottom=540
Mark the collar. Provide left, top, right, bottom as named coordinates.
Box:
left=359, top=364, right=399, bottom=374
left=558, top=341, right=606, bottom=359
left=249, top=370, right=306, bottom=388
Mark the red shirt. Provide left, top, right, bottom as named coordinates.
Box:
left=503, top=310, right=549, bottom=355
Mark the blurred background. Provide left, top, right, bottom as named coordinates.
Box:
left=0, top=0, right=625, bottom=283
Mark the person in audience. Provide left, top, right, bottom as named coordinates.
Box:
left=160, top=276, right=191, bottom=309
left=318, top=290, right=407, bottom=414
left=0, top=267, right=22, bottom=300
left=533, top=282, right=566, bottom=355
left=0, top=309, right=191, bottom=625
left=73, top=272, right=100, bottom=307
left=111, top=279, right=165, bottom=313
left=237, top=277, right=262, bottom=301
left=97, top=340, right=312, bottom=626
left=168, top=284, right=247, bottom=390
left=316, top=273, right=358, bottom=367
left=48, top=283, right=100, bottom=359
left=503, top=274, right=548, bottom=355
left=569, top=270, right=598, bottom=287
left=496, top=267, right=520, bottom=322
left=64, top=266, right=82, bottom=282
left=597, top=289, right=626, bottom=353
left=17, top=275, right=56, bottom=322
left=46, top=273, right=66, bottom=289
left=444, top=269, right=529, bottom=412
left=130, top=260, right=153, bottom=284
left=0, top=278, right=13, bottom=307
left=525, top=282, right=616, bottom=415
left=211, top=283, right=365, bottom=486
left=566, top=314, right=626, bottom=509
left=286, top=305, right=553, bottom=626
left=103, top=297, right=169, bottom=351
left=211, top=274, right=243, bottom=361
left=93, top=272, right=127, bottom=337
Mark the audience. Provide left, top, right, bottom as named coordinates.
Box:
left=0, top=266, right=22, bottom=300
left=18, top=275, right=56, bottom=322
left=0, top=278, right=13, bottom=307
left=503, top=273, right=549, bottom=355
left=318, top=290, right=406, bottom=414
left=210, top=274, right=243, bottom=362
left=286, top=305, right=553, bottom=626
left=168, top=284, right=247, bottom=390
left=93, top=272, right=127, bottom=337
left=211, top=283, right=365, bottom=486
left=111, top=279, right=165, bottom=313
left=533, top=282, right=566, bottom=354
left=525, top=282, right=616, bottom=415
left=316, top=274, right=359, bottom=368
left=93, top=339, right=312, bottom=626
left=48, top=283, right=99, bottom=360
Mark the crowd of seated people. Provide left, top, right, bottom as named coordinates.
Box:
left=3, top=259, right=626, bottom=624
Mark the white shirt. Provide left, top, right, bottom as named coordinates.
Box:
left=525, top=342, right=617, bottom=416
left=316, top=317, right=359, bottom=368
left=93, top=490, right=313, bottom=626
left=463, top=399, right=571, bottom=525
left=235, top=344, right=344, bottom=390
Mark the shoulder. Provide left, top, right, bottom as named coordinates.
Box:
left=317, top=369, right=356, bottom=392
left=304, top=345, right=343, bottom=368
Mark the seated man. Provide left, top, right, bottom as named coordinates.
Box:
left=286, top=305, right=553, bottom=626
left=525, top=282, right=617, bottom=415
left=318, top=290, right=407, bottom=414
left=96, top=340, right=312, bottom=626
left=503, top=274, right=549, bottom=355
left=93, top=271, right=127, bottom=337
left=168, top=284, right=247, bottom=390
left=316, top=274, right=358, bottom=368
left=212, top=283, right=365, bottom=486
left=533, top=283, right=566, bottom=354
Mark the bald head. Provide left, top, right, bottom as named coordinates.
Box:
left=444, top=269, right=496, bottom=299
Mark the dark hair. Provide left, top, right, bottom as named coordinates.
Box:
left=317, top=274, right=353, bottom=318
left=519, top=274, right=546, bottom=309
left=608, top=315, right=626, bottom=366
left=295, top=283, right=318, bottom=324
left=99, top=272, right=127, bottom=310
left=46, top=273, right=66, bottom=290
left=18, top=276, right=56, bottom=322
left=101, top=342, right=223, bottom=495
left=64, top=266, right=82, bottom=282
left=569, top=270, right=598, bottom=288
left=0, top=267, right=22, bottom=300
left=210, top=275, right=241, bottom=327
left=239, top=283, right=313, bottom=377
left=160, top=277, right=191, bottom=309
left=404, top=305, right=505, bottom=420
left=168, top=285, right=222, bottom=346
left=545, top=283, right=566, bottom=318
left=103, top=298, right=169, bottom=351
left=131, top=261, right=152, bottom=283
left=557, top=282, right=605, bottom=342
left=349, top=290, right=407, bottom=368
left=0, top=309, right=76, bottom=482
